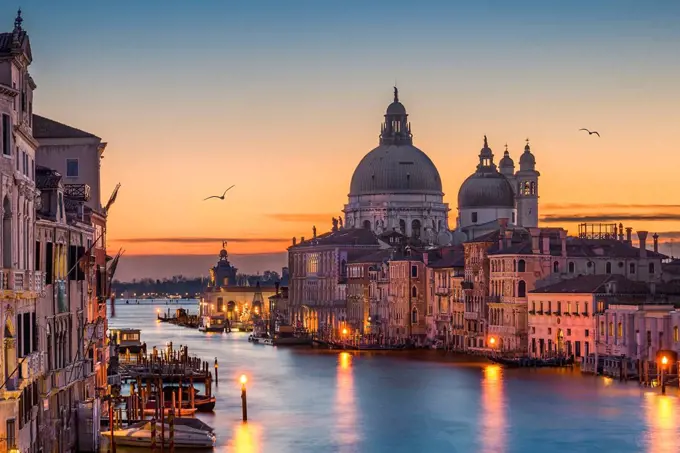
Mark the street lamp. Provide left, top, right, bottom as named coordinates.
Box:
left=240, top=374, right=248, bottom=421
left=661, top=355, right=668, bottom=394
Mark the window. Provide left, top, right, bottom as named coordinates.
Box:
left=568, top=262, right=575, bottom=273
left=649, top=263, right=655, bottom=274
left=6, top=418, right=15, bottom=450
left=518, top=260, right=526, bottom=273
left=1, top=114, right=10, bottom=156
left=66, top=158, right=79, bottom=177
left=471, top=212, right=478, bottom=223
left=585, top=329, right=590, bottom=337
left=411, top=308, right=418, bottom=324
left=630, top=263, right=635, bottom=274
left=567, top=328, right=572, bottom=336
left=600, top=321, right=605, bottom=335
left=548, top=327, right=552, bottom=335
left=411, top=286, right=417, bottom=298
left=511, top=212, right=516, bottom=223
left=675, top=326, right=679, bottom=343
left=608, top=322, right=614, bottom=336
left=553, top=261, right=559, bottom=273
left=411, top=265, right=418, bottom=278
left=617, top=322, right=623, bottom=337
left=518, top=280, right=526, bottom=297
left=606, top=262, right=612, bottom=274
left=531, top=301, right=536, bottom=311
left=557, top=301, right=562, bottom=313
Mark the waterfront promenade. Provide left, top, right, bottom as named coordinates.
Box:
left=108, top=300, right=680, bottom=453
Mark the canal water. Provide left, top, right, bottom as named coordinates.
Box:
left=108, top=300, right=680, bottom=453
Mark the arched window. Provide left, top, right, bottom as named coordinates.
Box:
left=608, top=322, right=614, bottom=336
left=513, top=260, right=517, bottom=272
left=530, top=181, right=536, bottom=195
left=362, top=220, right=371, bottom=230
left=518, top=259, right=526, bottom=273
left=518, top=280, right=526, bottom=298
left=617, top=322, right=623, bottom=337
left=674, top=326, right=679, bottom=342
left=411, top=307, right=418, bottom=324
left=606, top=262, right=612, bottom=274
left=411, top=286, right=417, bottom=298
left=3, top=196, right=12, bottom=268
left=399, top=219, right=406, bottom=234
left=629, top=263, right=636, bottom=274
left=411, top=219, right=421, bottom=240
left=553, top=261, right=559, bottom=273
left=568, top=262, right=575, bottom=273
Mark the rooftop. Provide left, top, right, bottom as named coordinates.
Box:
left=32, top=114, right=100, bottom=139
left=530, top=274, right=671, bottom=295
left=291, top=228, right=383, bottom=249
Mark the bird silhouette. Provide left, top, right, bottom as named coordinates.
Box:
left=579, top=128, right=600, bottom=137
left=203, top=185, right=235, bottom=201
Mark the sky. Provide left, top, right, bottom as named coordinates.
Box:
left=6, top=0, right=680, bottom=280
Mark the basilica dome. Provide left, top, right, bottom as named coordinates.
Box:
left=457, top=136, right=515, bottom=209
left=349, top=87, right=442, bottom=196
left=458, top=171, right=515, bottom=209
left=349, top=144, right=443, bottom=196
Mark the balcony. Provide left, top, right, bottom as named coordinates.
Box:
left=464, top=312, right=479, bottom=320
left=435, top=313, right=452, bottom=322
left=64, top=183, right=92, bottom=202
left=0, top=269, right=45, bottom=293
left=486, top=296, right=501, bottom=303
left=435, top=286, right=451, bottom=295
left=51, top=360, right=93, bottom=390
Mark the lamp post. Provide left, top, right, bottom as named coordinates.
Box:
left=661, top=355, right=668, bottom=395
left=240, top=375, right=248, bottom=422
left=489, top=336, right=496, bottom=357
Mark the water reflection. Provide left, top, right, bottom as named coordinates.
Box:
left=229, top=421, right=261, bottom=453
left=334, top=352, right=358, bottom=451
left=644, top=392, right=678, bottom=453
left=480, top=365, right=505, bottom=453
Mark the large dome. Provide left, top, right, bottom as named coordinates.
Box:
left=458, top=171, right=515, bottom=209
left=349, top=144, right=443, bottom=196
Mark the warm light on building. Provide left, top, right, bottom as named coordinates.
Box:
left=240, top=374, right=248, bottom=385
left=661, top=356, right=668, bottom=366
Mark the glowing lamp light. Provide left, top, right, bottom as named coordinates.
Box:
left=240, top=374, right=247, bottom=385
left=662, top=356, right=669, bottom=365
left=342, top=328, right=348, bottom=335
left=489, top=337, right=496, bottom=345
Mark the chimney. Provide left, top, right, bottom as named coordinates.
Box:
left=301, top=236, right=305, bottom=243
left=637, top=231, right=648, bottom=258
left=312, top=226, right=317, bottom=239
left=618, top=223, right=624, bottom=241
left=292, top=237, right=297, bottom=246
left=529, top=228, right=540, bottom=254
left=559, top=229, right=567, bottom=257
left=542, top=235, right=550, bottom=255
left=504, top=230, right=513, bottom=249
left=423, top=252, right=429, bottom=266
left=626, top=227, right=633, bottom=245
left=653, top=233, right=659, bottom=253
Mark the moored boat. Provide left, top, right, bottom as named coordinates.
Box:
left=101, top=420, right=215, bottom=449
left=488, top=355, right=574, bottom=368
left=198, top=315, right=226, bottom=333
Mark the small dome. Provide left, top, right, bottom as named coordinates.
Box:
left=499, top=148, right=514, bottom=169
left=458, top=171, right=516, bottom=209
left=386, top=101, right=406, bottom=116
left=519, top=142, right=536, bottom=171
left=350, top=144, right=443, bottom=195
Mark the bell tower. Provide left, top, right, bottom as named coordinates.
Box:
left=515, top=139, right=540, bottom=227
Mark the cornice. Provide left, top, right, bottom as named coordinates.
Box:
left=0, top=83, right=19, bottom=98
left=13, top=124, right=39, bottom=150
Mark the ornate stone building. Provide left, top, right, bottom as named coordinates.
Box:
left=0, top=12, right=44, bottom=453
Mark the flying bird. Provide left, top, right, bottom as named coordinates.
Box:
left=203, top=185, right=235, bottom=201
left=579, top=128, right=600, bottom=137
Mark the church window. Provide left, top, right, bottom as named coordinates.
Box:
left=605, top=262, right=612, bottom=274
left=306, top=253, right=319, bottom=275
left=568, top=262, right=575, bottom=273
left=411, top=219, right=421, bottom=239
left=629, top=263, right=635, bottom=274
left=530, top=181, right=536, bottom=195
left=517, top=260, right=526, bottom=273
left=518, top=280, right=526, bottom=298
left=523, top=181, right=531, bottom=195
left=399, top=219, right=406, bottom=234
left=471, top=212, right=478, bottom=223
left=553, top=261, right=559, bottom=273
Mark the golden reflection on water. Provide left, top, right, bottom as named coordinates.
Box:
left=644, top=392, right=678, bottom=453
left=228, top=421, right=261, bottom=453
left=480, top=365, right=505, bottom=453
left=334, top=352, right=358, bottom=450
